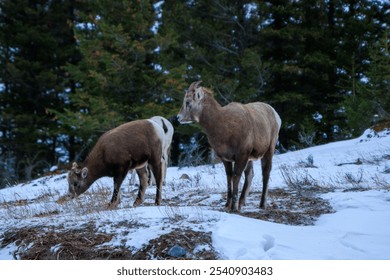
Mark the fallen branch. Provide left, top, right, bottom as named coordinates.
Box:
left=337, top=158, right=362, bottom=166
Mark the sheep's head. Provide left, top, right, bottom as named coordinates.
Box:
left=177, top=81, right=204, bottom=124
left=67, top=162, right=89, bottom=198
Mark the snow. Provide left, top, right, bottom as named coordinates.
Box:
left=1, top=128, right=390, bottom=260
left=212, top=189, right=390, bottom=260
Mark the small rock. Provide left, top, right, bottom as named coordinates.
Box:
left=167, top=245, right=187, bottom=258
left=179, top=174, right=191, bottom=180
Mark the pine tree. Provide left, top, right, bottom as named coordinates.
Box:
left=55, top=0, right=168, bottom=162
left=0, top=0, right=80, bottom=181
left=337, top=0, right=389, bottom=136
left=158, top=0, right=271, bottom=161
left=344, top=32, right=390, bottom=135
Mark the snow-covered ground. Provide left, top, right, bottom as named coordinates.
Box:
left=1, top=129, right=390, bottom=260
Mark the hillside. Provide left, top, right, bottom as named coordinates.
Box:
left=1, top=128, right=390, bottom=260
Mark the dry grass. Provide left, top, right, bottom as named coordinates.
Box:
left=132, top=228, right=218, bottom=260
left=239, top=188, right=334, bottom=225
left=1, top=223, right=218, bottom=260
left=0, top=223, right=121, bottom=260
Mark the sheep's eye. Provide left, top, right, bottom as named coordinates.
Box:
left=186, top=101, right=191, bottom=109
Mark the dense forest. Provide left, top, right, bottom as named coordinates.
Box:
left=0, top=0, right=389, bottom=187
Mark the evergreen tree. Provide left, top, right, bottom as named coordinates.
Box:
left=160, top=0, right=268, bottom=101
left=158, top=0, right=388, bottom=152
left=337, top=0, right=389, bottom=136
left=56, top=0, right=174, bottom=162
left=158, top=0, right=271, bottom=161
left=0, top=0, right=79, bottom=182
left=257, top=0, right=348, bottom=148
left=344, top=32, right=390, bottom=135
left=1, top=0, right=389, bottom=183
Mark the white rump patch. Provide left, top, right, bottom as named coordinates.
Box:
left=272, top=107, right=282, bottom=130
left=147, top=119, right=166, bottom=162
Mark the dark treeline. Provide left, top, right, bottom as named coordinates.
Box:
left=0, top=0, right=389, bottom=187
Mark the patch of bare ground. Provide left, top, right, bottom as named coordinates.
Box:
left=0, top=223, right=132, bottom=260
left=239, top=188, right=334, bottom=225
left=1, top=223, right=218, bottom=260
left=138, top=185, right=334, bottom=226
left=133, top=228, right=219, bottom=260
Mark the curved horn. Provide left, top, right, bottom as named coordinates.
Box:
left=72, top=162, right=78, bottom=170
left=188, top=80, right=202, bottom=92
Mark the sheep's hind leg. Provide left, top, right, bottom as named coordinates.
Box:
left=231, top=158, right=248, bottom=212
left=222, top=161, right=233, bottom=210
left=133, top=166, right=149, bottom=207
left=239, top=161, right=254, bottom=211
left=153, top=166, right=163, bottom=205
left=260, top=154, right=272, bottom=209
left=150, top=162, right=163, bottom=206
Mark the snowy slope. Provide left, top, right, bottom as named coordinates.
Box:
left=1, top=129, right=390, bottom=260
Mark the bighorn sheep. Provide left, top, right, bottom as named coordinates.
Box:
left=67, top=119, right=166, bottom=208
left=177, top=81, right=281, bottom=212
left=130, top=116, right=174, bottom=185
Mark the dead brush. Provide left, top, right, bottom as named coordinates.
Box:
left=297, top=154, right=317, bottom=168
left=1, top=189, right=62, bottom=221
left=383, top=165, right=390, bottom=174
left=355, top=151, right=390, bottom=166
left=57, top=183, right=114, bottom=216
left=279, top=164, right=318, bottom=196
left=160, top=205, right=188, bottom=223
left=344, top=168, right=364, bottom=189
left=372, top=174, right=390, bottom=190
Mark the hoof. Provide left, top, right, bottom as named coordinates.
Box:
left=107, top=201, right=119, bottom=209
left=229, top=203, right=240, bottom=213
left=225, top=201, right=232, bottom=209
left=229, top=208, right=240, bottom=213
left=133, top=199, right=143, bottom=208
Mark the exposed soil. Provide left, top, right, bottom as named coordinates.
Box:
left=132, top=229, right=218, bottom=260
left=239, top=188, right=334, bottom=225
left=1, top=224, right=217, bottom=260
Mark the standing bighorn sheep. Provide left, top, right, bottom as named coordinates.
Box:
left=177, top=81, right=281, bottom=212
left=67, top=119, right=166, bottom=208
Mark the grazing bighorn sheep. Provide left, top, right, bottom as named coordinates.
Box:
left=130, top=116, right=174, bottom=185
left=67, top=119, right=166, bottom=208
left=177, top=81, right=281, bottom=212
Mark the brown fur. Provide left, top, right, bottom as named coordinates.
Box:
left=178, top=81, right=281, bottom=211
left=68, top=119, right=164, bottom=207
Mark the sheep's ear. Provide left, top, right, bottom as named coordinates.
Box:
left=81, top=167, right=88, bottom=179
left=194, top=88, right=204, bottom=101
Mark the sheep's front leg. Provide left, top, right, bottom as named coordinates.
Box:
left=108, top=174, right=126, bottom=209
left=222, top=161, right=233, bottom=209
left=133, top=165, right=149, bottom=207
